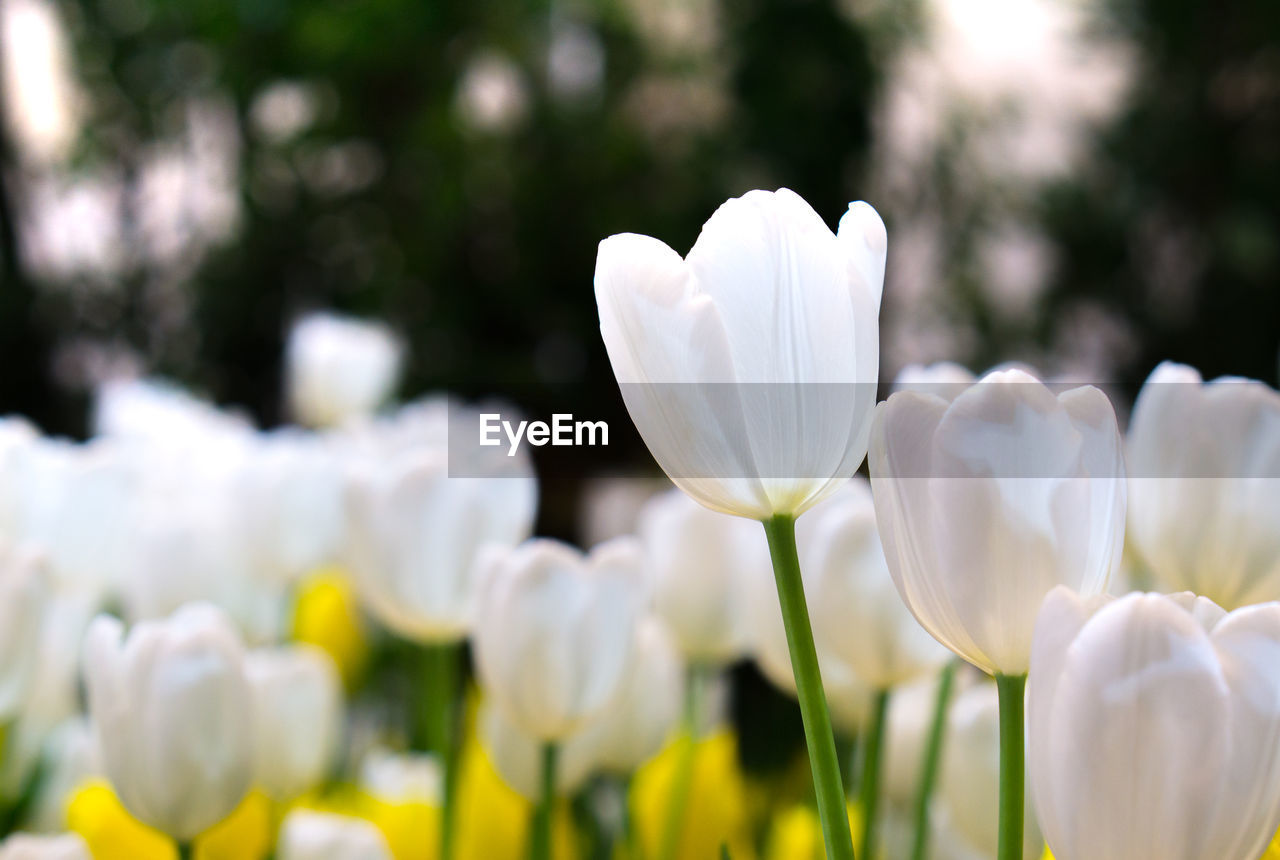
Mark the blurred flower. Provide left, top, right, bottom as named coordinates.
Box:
left=277, top=810, right=393, bottom=860
left=0, top=834, right=90, bottom=860
left=594, top=189, right=886, bottom=519
left=631, top=731, right=755, bottom=860
left=20, top=717, right=101, bottom=832
left=285, top=313, right=402, bottom=429
left=938, top=683, right=1042, bottom=860
left=359, top=748, right=442, bottom=807
left=474, top=538, right=644, bottom=741
left=245, top=644, right=343, bottom=801
left=236, top=431, right=346, bottom=584
left=83, top=604, right=253, bottom=841
left=892, top=361, right=976, bottom=396
left=344, top=446, right=536, bottom=644
left=576, top=617, right=684, bottom=774
left=339, top=748, right=443, bottom=860
left=453, top=735, right=577, bottom=860
left=455, top=51, right=529, bottom=134
left=1029, top=588, right=1280, bottom=860
left=800, top=479, right=947, bottom=689
left=66, top=781, right=173, bottom=860
left=577, top=475, right=668, bottom=547
left=747, top=549, right=873, bottom=734
left=1127, top=361, right=1280, bottom=609
left=764, top=803, right=860, bottom=860
left=66, top=781, right=270, bottom=860
left=637, top=488, right=767, bottom=663
left=290, top=570, right=369, bottom=688
left=0, top=542, right=48, bottom=721
left=869, top=368, right=1126, bottom=675
left=478, top=701, right=595, bottom=800
left=121, top=484, right=283, bottom=645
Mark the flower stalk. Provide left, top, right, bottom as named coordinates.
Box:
left=531, top=742, right=558, bottom=860
left=762, top=513, right=855, bottom=860
left=996, top=673, right=1027, bottom=860
left=911, top=660, right=957, bottom=860
left=859, top=688, right=890, bottom=860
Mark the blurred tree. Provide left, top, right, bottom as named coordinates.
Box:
left=1039, top=0, right=1280, bottom=388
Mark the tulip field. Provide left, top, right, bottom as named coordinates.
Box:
left=0, top=0, right=1278, bottom=857
left=0, top=187, right=1278, bottom=860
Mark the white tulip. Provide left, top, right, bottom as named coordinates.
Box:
left=474, top=538, right=644, bottom=741
left=576, top=617, right=684, bottom=773
left=278, top=810, right=393, bottom=860
left=0, top=592, right=95, bottom=803
left=344, top=447, right=536, bottom=642
left=1029, top=587, right=1280, bottom=860
left=800, top=479, right=947, bottom=688
left=869, top=368, right=1126, bottom=675
left=637, top=488, right=767, bottom=662
left=9, top=438, right=137, bottom=602
left=1128, top=361, right=1280, bottom=609
left=121, top=490, right=283, bottom=645
left=479, top=702, right=596, bottom=800
left=246, top=645, right=343, bottom=800
left=892, top=362, right=976, bottom=395
left=23, top=718, right=101, bottom=833
left=236, top=432, right=346, bottom=584
left=937, top=684, right=1042, bottom=860
left=0, top=543, right=48, bottom=721
left=286, top=312, right=402, bottom=428
left=746, top=554, right=872, bottom=733
left=595, top=188, right=885, bottom=519
left=0, top=834, right=90, bottom=860
left=358, top=747, right=441, bottom=805
left=83, top=604, right=253, bottom=841
left=0, top=418, right=38, bottom=539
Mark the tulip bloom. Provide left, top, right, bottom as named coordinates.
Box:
left=245, top=645, right=343, bottom=801
left=869, top=368, right=1126, bottom=677
left=1029, top=587, right=1280, bottom=860
left=0, top=834, right=91, bottom=860
left=474, top=538, right=643, bottom=742
left=285, top=312, right=402, bottom=429
left=278, top=810, right=393, bottom=860
left=344, top=449, right=537, bottom=644
left=869, top=368, right=1126, bottom=860
left=637, top=488, right=767, bottom=663
left=1128, top=361, right=1280, bottom=609
left=474, top=537, right=643, bottom=860
left=0, top=543, right=48, bottom=722
left=595, top=188, right=884, bottom=520
left=597, top=188, right=885, bottom=860
left=576, top=617, right=684, bottom=774
left=801, top=479, right=947, bottom=690
left=83, top=604, right=253, bottom=844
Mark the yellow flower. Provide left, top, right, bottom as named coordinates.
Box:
left=453, top=735, right=576, bottom=860
left=1267, top=828, right=1280, bottom=860
left=763, top=802, right=861, bottom=860
left=631, top=731, right=756, bottom=860
left=290, top=568, right=370, bottom=687
left=66, top=781, right=270, bottom=860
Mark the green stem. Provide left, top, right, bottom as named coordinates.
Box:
left=620, top=773, right=640, bottom=860
left=530, top=742, right=558, bottom=860
left=995, top=674, right=1027, bottom=860
left=762, top=514, right=855, bottom=860
left=657, top=665, right=701, bottom=860
left=421, top=642, right=460, bottom=860
left=859, top=688, right=890, bottom=860
left=911, top=660, right=957, bottom=860
left=177, top=842, right=195, bottom=860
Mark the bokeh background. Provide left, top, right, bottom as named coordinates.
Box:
left=1, top=0, right=1279, bottom=794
